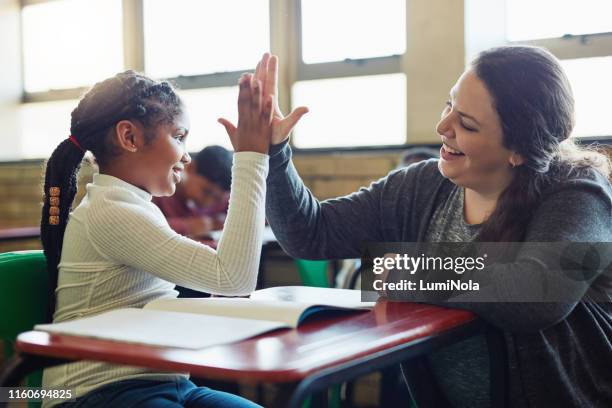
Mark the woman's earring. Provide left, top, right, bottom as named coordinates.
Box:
left=509, top=156, right=519, bottom=168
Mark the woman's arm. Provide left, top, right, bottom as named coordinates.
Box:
left=221, top=53, right=389, bottom=260
left=265, top=140, right=386, bottom=259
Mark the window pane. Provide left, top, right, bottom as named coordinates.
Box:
left=18, top=100, right=78, bottom=159
left=562, top=57, right=612, bottom=137
left=16, top=87, right=241, bottom=159
left=22, top=0, right=123, bottom=92
left=301, top=0, right=405, bottom=64
left=506, top=0, right=612, bottom=41
left=291, top=74, right=406, bottom=148
left=177, top=87, right=237, bottom=152
left=144, top=0, right=269, bottom=78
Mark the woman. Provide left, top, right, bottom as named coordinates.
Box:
left=250, top=47, right=612, bottom=407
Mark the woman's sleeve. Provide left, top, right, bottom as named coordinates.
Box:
left=86, top=152, right=268, bottom=296
left=385, top=180, right=612, bottom=333
left=265, top=140, right=387, bottom=260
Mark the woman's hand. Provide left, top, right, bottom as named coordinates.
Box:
left=255, top=53, right=309, bottom=145
left=219, top=73, right=274, bottom=154
left=219, top=53, right=309, bottom=147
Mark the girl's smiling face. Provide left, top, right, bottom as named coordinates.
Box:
left=123, top=108, right=192, bottom=197
left=436, top=68, right=520, bottom=195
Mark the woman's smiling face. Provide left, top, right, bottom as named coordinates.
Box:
left=436, top=68, right=519, bottom=195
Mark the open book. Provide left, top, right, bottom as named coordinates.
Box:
left=35, top=286, right=375, bottom=349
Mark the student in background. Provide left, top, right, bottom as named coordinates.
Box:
left=253, top=47, right=612, bottom=408
left=397, top=146, right=439, bottom=168
left=153, top=145, right=232, bottom=239
left=38, top=62, right=296, bottom=407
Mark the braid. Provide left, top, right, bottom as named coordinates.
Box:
left=41, top=140, right=85, bottom=320
left=40, top=71, right=182, bottom=319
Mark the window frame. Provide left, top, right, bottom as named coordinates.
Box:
left=20, top=0, right=260, bottom=103
left=19, top=0, right=610, bottom=155
left=507, top=24, right=612, bottom=141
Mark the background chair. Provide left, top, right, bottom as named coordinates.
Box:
left=0, top=250, right=49, bottom=408
left=294, top=259, right=332, bottom=288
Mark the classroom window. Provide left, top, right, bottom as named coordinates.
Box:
left=562, top=57, right=612, bottom=137
left=176, top=87, right=238, bottom=152
left=143, top=0, right=270, bottom=78
left=300, top=0, right=406, bottom=64
left=293, top=0, right=407, bottom=148
left=291, top=74, right=406, bottom=148
left=503, top=0, right=612, bottom=138
left=21, top=0, right=123, bottom=93
left=506, top=0, right=612, bottom=41
left=18, top=99, right=78, bottom=159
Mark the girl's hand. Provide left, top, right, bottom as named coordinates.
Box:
left=218, top=73, right=274, bottom=154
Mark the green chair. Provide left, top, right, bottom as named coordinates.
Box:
left=294, top=259, right=331, bottom=288
left=0, top=250, right=49, bottom=408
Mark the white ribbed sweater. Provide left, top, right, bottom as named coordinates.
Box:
left=42, top=152, right=268, bottom=407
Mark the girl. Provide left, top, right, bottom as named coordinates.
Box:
left=255, top=47, right=612, bottom=407
left=40, top=59, right=299, bottom=407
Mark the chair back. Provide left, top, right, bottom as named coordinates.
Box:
left=295, top=259, right=330, bottom=288
left=0, top=250, right=49, bottom=359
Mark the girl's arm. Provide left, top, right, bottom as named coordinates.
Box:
left=86, top=74, right=273, bottom=296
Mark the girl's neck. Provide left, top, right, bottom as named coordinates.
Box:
left=98, top=165, right=149, bottom=194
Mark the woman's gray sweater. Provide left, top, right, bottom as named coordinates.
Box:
left=265, top=141, right=612, bottom=407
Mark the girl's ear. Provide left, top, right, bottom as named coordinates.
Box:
left=114, top=120, right=144, bottom=153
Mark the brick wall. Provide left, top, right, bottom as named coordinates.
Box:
left=0, top=160, right=95, bottom=252
left=0, top=152, right=402, bottom=252
left=1, top=145, right=609, bottom=253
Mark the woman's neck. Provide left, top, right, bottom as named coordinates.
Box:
left=463, top=187, right=501, bottom=225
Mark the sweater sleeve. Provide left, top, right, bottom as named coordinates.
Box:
left=86, top=152, right=268, bottom=296
left=386, top=177, right=612, bottom=333
left=265, top=140, right=386, bottom=260
left=164, top=216, right=192, bottom=236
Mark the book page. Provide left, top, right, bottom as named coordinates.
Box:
left=251, top=286, right=376, bottom=309
left=145, top=287, right=375, bottom=327
left=144, top=298, right=307, bottom=327
left=35, top=308, right=287, bottom=349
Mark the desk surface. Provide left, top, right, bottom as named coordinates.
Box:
left=16, top=300, right=475, bottom=383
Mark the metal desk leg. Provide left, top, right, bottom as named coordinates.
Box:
left=0, top=354, right=70, bottom=387
left=0, top=354, right=72, bottom=408
left=288, top=320, right=482, bottom=408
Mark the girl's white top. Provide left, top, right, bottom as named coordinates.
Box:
left=42, top=152, right=269, bottom=407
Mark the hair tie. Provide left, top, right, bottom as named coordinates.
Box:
left=68, top=135, right=85, bottom=152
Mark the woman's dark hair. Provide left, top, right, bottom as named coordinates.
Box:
left=472, top=46, right=610, bottom=242
left=41, top=71, right=182, bottom=320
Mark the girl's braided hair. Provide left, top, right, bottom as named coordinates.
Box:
left=41, top=71, right=182, bottom=320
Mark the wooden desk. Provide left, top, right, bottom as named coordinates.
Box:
left=0, top=294, right=485, bottom=407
